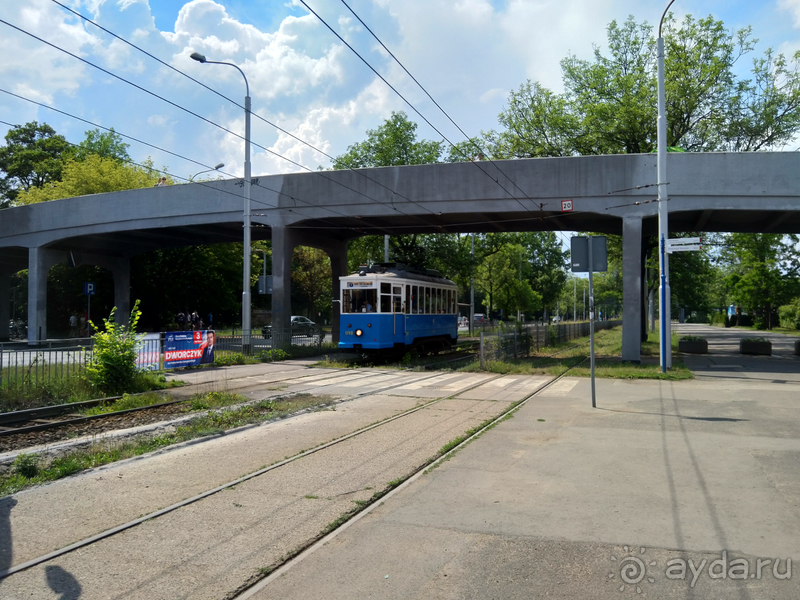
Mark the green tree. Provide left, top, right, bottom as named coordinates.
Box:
left=74, top=128, right=131, bottom=162
left=494, top=15, right=800, bottom=157
left=291, top=246, right=332, bottom=321
left=16, top=154, right=161, bottom=204
left=332, top=111, right=442, bottom=169
left=720, top=233, right=800, bottom=329
left=0, top=121, right=74, bottom=207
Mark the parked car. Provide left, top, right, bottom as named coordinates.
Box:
left=473, top=313, right=486, bottom=324
left=552, top=315, right=562, bottom=323
left=262, top=316, right=317, bottom=339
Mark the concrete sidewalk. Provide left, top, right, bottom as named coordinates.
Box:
left=254, top=367, right=800, bottom=599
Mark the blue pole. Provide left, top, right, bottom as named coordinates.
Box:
left=660, top=235, right=666, bottom=373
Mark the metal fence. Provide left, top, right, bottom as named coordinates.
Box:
left=478, top=320, right=622, bottom=366
left=0, top=340, right=94, bottom=391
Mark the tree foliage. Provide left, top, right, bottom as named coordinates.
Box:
left=719, top=233, right=800, bottom=328
left=15, top=154, right=161, bottom=204
left=0, top=121, right=73, bottom=207
left=332, top=111, right=442, bottom=169
left=291, top=246, right=332, bottom=320
left=73, top=128, right=131, bottom=162
left=493, top=14, right=800, bottom=158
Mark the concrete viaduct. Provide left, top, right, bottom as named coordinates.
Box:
left=1, top=151, right=799, bottom=361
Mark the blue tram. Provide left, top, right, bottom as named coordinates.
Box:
left=338, top=263, right=458, bottom=353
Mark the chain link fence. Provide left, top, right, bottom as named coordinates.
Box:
left=477, top=320, right=622, bottom=367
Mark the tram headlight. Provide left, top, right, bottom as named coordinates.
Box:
left=355, top=329, right=363, bottom=337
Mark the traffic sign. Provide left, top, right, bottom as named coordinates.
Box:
left=561, top=199, right=573, bottom=212
left=667, top=237, right=701, bottom=246
left=667, top=244, right=701, bottom=253
left=84, top=282, right=96, bottom=296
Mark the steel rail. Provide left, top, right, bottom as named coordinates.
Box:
left=234, top=358, right=589, bottom=599
left=0, top=367, right=497, bottom=580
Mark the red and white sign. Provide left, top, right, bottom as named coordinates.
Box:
left=561, top=199, right=573, bottom=212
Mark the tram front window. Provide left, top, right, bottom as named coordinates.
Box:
left=344, top=289, right=377, bottom=313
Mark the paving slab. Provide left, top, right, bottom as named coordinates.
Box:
left=254, top=373, right=800, bottom=600
left=0, top=396, right=516, bottom=600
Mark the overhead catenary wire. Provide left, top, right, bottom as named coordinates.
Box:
left=297, top=0, right=539, bottom=215
left=47, top=0, right=444, bottom=220
left=337, top=0, right=551, bottom=209
left=0, top=91, right=347, bottom=222
left=0, top=17, right=437, bottom=221
left=306, top=0, right=578, bottom=251
left=3, top=9, right=576, bottom=248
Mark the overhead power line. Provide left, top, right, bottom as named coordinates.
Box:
left=305, top=0, right=577, bottom=250
left=47, top=0, right=444, bottom=220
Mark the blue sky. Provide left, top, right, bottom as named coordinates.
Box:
left=1, top=0, right=799, bottom=184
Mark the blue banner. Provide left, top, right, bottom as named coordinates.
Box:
left=164, top=330, right=215, bottom=369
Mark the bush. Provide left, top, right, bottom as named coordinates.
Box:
left=85, top=301, right=143, bottom=396
left=679, top=335, right=706, bottom=342
left=778, top=298, right=800, bottom=330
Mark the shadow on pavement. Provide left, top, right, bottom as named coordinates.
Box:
left=46, top=565, right=83, bottom=599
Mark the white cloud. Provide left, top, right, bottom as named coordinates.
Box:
left=779, top=0, right=800, bottom=27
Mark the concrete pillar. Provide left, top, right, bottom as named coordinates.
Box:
left=0, top=272, right=10, bottom=341
left=112, top=257, right=131, bottom=326
left=27, top=246, right=61, bottom=344
left=271, top=226, right=296, bottom=348
left=324, top=240, right=349, bottom=344
left=621, top=217, right=642, bottom=362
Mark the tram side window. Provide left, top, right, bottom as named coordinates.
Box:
left=424, top=287, right=431, bottom=314
left=380, top=282, right=391, bottom=313
left=446, top=289, right=451, bottom=314
left=412, top=285, right=418, bottom=313
left=393, top=285, right=402, bottom=313
left=343, top=289, right=352, bottom=313
left=405, top=285, right=411, bottom=314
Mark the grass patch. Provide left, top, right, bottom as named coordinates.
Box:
left=0, top=371, right=174, bottom=413
left=0, top=392, right=338, bottom=498
left=457, top=327, right=691, bottom=380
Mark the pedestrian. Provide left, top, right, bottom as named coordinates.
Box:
left=155, top=176, right=167, bottom=187
left=69, top=314, right=78, bottom=337
left=207, top=312, right=213, bottom=329
left=177, top=311, right=185, bottom=331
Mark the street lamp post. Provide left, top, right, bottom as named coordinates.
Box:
left=189, top=162, right=225, bottom=182
left=657, top=1, right=675, bottom=371
left=191, top=51, right=252, bottom=352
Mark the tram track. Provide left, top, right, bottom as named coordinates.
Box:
left=0, top=368, right=371, bottom=454
left=2, top=356, right=589, bottom=600
left=0, top=368, right=507, bottom=582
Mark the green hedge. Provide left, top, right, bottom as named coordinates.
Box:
left=778, top=298, right=800, bottom=330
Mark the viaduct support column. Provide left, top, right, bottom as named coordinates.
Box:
left=324, top=240, right=348, bottom=344
left=90, top=255, right=131, bottom=326
left=27, top=246, right=61, bottom=345
left=271, top=226, right=296, bottom=349
left=621, top=217, right=643, bottom=362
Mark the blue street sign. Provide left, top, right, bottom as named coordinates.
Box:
left=85, top=282, right=96, bottom=295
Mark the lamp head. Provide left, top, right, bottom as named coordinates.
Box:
left=213, top=163, right=224, bottom=170
left=190, top=52, right=207, bottom=63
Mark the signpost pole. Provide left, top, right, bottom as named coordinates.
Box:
left=588, top=239, right=596, bottom=408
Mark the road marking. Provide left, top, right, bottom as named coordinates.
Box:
left=544, top=379, right=579, bottom=396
